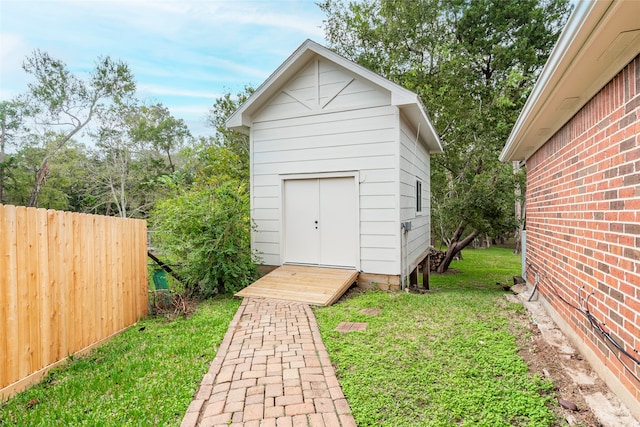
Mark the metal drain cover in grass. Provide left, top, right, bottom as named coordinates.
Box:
left=359, top=308, right=382, bottom=316
left=335, top=322, right=368, bottom=332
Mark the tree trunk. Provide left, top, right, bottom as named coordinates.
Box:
left=27, top=104, right=94, bottom=207
left=165, top=148, right=175, bottom=173
left=513, top=229, right=522, bottom=254
left=437, top=222, right=480, bottom=273
left=28, top=160, right=49, bottom=207
left=474, top=233, right=490, bottom=249
left=513, top=161, right=524, bottom=254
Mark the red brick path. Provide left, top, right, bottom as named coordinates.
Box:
left=180, top=298, right=357, bottom=427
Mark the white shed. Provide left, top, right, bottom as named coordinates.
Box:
left=227, top=40, right=442, bottom=290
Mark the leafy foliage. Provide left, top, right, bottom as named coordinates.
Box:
left=206, top=87, right=254, bottom=150
left=4, top=50, right=257, bottom=297
left=87, top=102, right=192, bottom=218
left=320, top=0, right=571, bottom=270
left=0, top=100, right=29, bottom=203
left=150, top=88, right=257, bottom=298
left=2, top=50, right=189, bottom=216
left=20, top=50, right=136, bottom=206
left=1, top=135, right=93, bottom=210
left=128, top=103, right=191, bottom=173
left=205, top=86, right=254, bottom=180
left=152, top=180, right=257, bottom=297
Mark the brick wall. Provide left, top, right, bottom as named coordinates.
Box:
left=526, top=54, right=640, bottom=403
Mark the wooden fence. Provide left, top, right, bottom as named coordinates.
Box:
left=0, top=205, right=148, bottom=399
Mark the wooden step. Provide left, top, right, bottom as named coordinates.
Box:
left=235, top=265, right=358, bottom=306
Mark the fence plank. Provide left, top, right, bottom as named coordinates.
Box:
left=115, top=218, right=124, bottom=331
left=136, top=220, right=148, bottom=317
left=15, top=206, right=30, bottom=380
left=60, top=214, right=76, bottom=362
left=0, top=207, right=6, bottom=388
left=36, top=208, right=50, bottom=369
left=86, top=215, right=97, bottom=348
left=26, top=208, right=41, bottom=375
left=0, top=205, right=17, bottom=387
left=94, top=214, right=105, bottom=342
left=6, top=205, right=19, bottom=386
left=47, top=210, right=61, bottom=364
left=70, top=212, right=80, bottom=353
left=105, top=216, right=114, bottom=337
left=0, top=206, right=148, bottom=398
left=125, top=219, right=134, bottom=325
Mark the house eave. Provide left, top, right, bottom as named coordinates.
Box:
left=500, top=0, right=640, bottom=162
left=399, top=103, right=443, bottom=154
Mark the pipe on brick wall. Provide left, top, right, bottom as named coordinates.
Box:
left=528, top=261, right=640, bottom=384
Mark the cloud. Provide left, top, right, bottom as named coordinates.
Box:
left=0, top=0, right=328, bottom=137
left=168, top=104, right=212, bottom=115
left=137, top=83, right=222, bottom=100
left=0, top=32, right=32, bottom=98
left=187, top=2, right=325, bottom=38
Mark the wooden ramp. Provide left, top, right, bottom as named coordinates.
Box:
left=235, top=265, right=359, bottom=306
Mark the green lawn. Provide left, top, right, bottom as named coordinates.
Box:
left=315, top=247, right=556, bottom=426
left=2, top=247, right=555, bottom=426
left=0, top=296, right=240, bottom=426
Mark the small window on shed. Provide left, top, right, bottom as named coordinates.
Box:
left=416, top=179, right=422, bottom=213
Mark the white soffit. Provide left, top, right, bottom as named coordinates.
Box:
left=500, top=0, right=640, bottom=162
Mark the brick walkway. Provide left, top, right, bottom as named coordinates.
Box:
left=180, top=298, right=357, bottom=427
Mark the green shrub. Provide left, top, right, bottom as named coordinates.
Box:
left=151, top=180, right=258, bottom=297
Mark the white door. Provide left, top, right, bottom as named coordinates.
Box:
left=283, top=179, right=320, bottom=264
left=284, top=177, right=357, bottom=268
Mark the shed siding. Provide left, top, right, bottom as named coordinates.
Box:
left=251, top=99, right=401, bottom=274
left=254, top=58, right=389, bottom=123
left=525, top=55, right=640, bottom=403
left=399, top=118, right=431, bottom=272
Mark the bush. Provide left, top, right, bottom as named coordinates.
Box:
left=151, top=180, right=258, bottom=298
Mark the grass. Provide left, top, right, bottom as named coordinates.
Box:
left=2, top=247, right=555, bottom=426
left=0, top=296, right=240, bottom=427
left=315, top=247, right=556, bottom=427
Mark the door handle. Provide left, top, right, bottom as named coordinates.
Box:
left=315, top=220, right=318, bottom=229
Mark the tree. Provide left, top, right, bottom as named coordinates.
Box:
left=152, top=181, right=257, bottom=297
left=320, top=0, right=571, bottom=271
left=512, top=161, right=526, bottom=254
left=3, top=135, right=92, bottom=210
left=128, top=103, right=191, bottom=173
left=204, top=86, right=254, bottom=181
left=0, top=100, right=28, bottom=203
left=150, top=89, right=259, bottom=297
left=21, top=50, right=135, bottom=206
left=88, top=102, right=189, bottom=218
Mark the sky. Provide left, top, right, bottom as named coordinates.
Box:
left=0, top=0, right=328, bottom=138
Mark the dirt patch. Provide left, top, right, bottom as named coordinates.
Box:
left=334, top=322, right=368, bottom=333
left=335, top=284, right=368, bottom=303
left=512, top=305, right=604, bottom=426
left=508, top=290, right=639, bottom=426
left=149, top=290, right=198, bottom=320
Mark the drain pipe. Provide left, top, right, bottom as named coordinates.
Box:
left=401, top=222, right=411, bottom=290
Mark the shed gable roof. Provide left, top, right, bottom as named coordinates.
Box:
left=500, top=0, right=640, bottom=162
left=226, top=39, right=443, bottom=153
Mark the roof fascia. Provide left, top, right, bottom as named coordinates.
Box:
left=499, top=0, right=605, bottom=162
